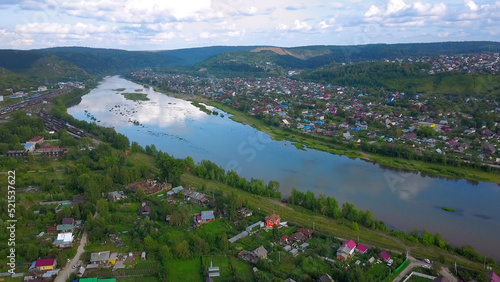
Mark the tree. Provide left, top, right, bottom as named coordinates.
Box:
left=421, top=231, right=435, bottom=246
left=174, top=240, right=191, bottom=259
left=26, top=244, right=39, bottom=261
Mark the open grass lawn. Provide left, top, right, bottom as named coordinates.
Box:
left=182, top=174, right=408, bottom=252
left=367, top=263, right=390, bottom=281
left=230, top=257, right=254, bottom=281
left=195, top=218, right=234, bottom=237
left=168, top=259, right=202, bottom=282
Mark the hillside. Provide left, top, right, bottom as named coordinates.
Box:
left=196, top=41, right=500, bottom=73
left=25, top=55, right=92, bottom=82
left=301, top=61, right=500, bottom=95
left=0, top=68, right=38, bottom=92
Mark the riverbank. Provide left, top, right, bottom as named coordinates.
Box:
left=139, top=81, right=500, bottom=184
left=181, top=173, right=500, bottom=270
left=193, top=98, right=500, bottom=184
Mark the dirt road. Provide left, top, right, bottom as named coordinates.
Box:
left=55, top=231, right=87, bottom=282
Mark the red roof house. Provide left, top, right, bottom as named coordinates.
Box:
left=343, top=240, right=356, bottom=250
left=28, top=136, right=44, bottom=144
left=35, top=258, right=56, bottom=271
left=380, top=251, right=391, bottom=261
left=488, top=272, right=500, bottom=282
left=356, top=244, right=368, bottom=254
left=265, top=214, right=280, bottom=228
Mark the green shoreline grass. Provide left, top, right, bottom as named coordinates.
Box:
left=121, top=92, right=149, bottom=101
left=442, top=207, right=456, bottom=212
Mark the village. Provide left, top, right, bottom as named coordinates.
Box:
left=16, top=174, right=494, bottom=282
left=131, top=52, right=500, bottom=168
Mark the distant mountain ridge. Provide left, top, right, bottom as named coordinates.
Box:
left=0, top=41, right=499, bottom=90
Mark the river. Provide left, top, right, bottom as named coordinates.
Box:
left=68, top=76, right=500, bottom=260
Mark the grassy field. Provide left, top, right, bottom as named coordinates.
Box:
left=167, top=259, right=203, bottom=282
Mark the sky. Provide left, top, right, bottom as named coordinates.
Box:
left=0, top=0, right=499, bottom=51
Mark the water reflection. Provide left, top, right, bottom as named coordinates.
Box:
left=69, top=76, right=500, bottom=261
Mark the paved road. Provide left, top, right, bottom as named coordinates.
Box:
left=393, top=256, right=426, bottom=282
left=55, top=231, right=87, bottom=282
left=439, top=267, right=458, bottom=282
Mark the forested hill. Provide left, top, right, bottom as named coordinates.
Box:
left=196, top=41, right=500, bottom=71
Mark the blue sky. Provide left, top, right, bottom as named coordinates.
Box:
left=0, top=0, right=499, bottom=50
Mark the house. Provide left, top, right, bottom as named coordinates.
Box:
left=237, top=207, right=253, bottom=218
left=253, top=246, right=268, bottom=259
left=38, top=146, right=68, bottom=157
left=167, top=186, right=184, bottom=199
left=290, top=231, right=306, bottom=243
left=283, top=245, right=292, bottom=252
left=90, top=251, right=111, bottom=264
left=280, top=235, right=290, bottom=245
left=38, top=86, right=48, bottom=92
left=488, top=272, right=500, bottom=282
left=297, top=227, right=314, bottom=239
left=265, top=214, right=280, bottom=228
left=483, top=143, right=496, bottom=155
left=22, top=143, right=35, bottom=152
left=289, top=248, right=299, bottom=257
left=27, top=136, right=44, bottom=145
left=184, top=188, right=210, bottom=205
left=380, top=251, right=391, bottom=262
left=6, top=150, right=28, bottom=158
left=52, top=232, right=73, bottom=248
left=356, top=244, right=368, bottom=254
left=56, top=224, right=74, bottom=233
left=109, top=191, right=126, bottom=201
left=34, top=258, right=56, bottom=271
left=108, top=253, right=118, bottom=265
left=138, top=204, right=151, bottom=216
left=318, top=273, right=335, bottom=282
left=61, top=217, right=74, bottom=225
left=197, top=210, right=215, bottom=224
left=336, top=240, right=357, bottom=261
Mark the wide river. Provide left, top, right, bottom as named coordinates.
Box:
left=69, top=76, right=500, bottom=260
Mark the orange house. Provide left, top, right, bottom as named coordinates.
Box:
left=265, top=214, right=280, bottom=228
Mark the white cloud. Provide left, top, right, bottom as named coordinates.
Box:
left=386, top=0, right=409, bottom=15
left=465, top=0, right=479, bottom=11
left=239, top=6, right=258, bottom=15
left=150, top=32, right=175, bottom=43
left=437, top=32, right=449, bottom=38
left=15, top=22, right=113, bottom=34
left=276, top=24, right=288, bottom=31
left=365, top=5, right=381, bottom=17
left=60, top=0, right=214, bottom=23
left=291, top=19, right=312, bottom=31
